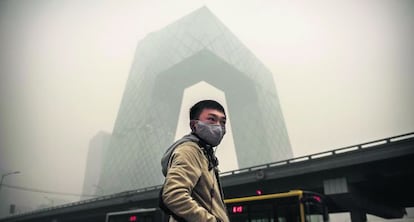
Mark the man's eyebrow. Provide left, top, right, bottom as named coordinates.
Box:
left=208, top=113, right=226, bottom=120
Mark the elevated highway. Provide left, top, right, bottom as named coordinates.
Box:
left=1, top=132, right=413, bottom=222
left=221, top=132, right=414, bottom=221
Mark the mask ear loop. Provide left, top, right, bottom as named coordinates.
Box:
left=221, top=125, right=226, bottom=136
left=189, top=120, right=198, bottom=133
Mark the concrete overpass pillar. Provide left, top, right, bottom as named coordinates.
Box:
left=350, top=210, right=367, bottom=222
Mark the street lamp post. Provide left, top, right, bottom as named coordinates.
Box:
left=0, top=171, right=20, bottom=193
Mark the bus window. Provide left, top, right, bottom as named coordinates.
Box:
left=306, top=214, right=324, bottom=222
left=302, top=194, right=329, bottom=222
left=249, top=202, right=273, bottom=222
left=274, top=195, right=301, bottom=222
left=303, top=202, right=325, bottom=222
left=276, top=204, right=301, bottom=222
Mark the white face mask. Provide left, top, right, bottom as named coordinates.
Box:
left=193, top=120, right=225, bottom=147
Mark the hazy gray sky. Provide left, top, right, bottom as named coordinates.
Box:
left=1, top=0, right=413, bottom=218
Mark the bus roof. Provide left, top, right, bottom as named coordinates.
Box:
left=224, top=190, right=304, bottom=204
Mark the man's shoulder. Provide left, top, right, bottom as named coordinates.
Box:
left=172, top=141, right=208, bottom=169
left=174, top=141, right=202, bottom=155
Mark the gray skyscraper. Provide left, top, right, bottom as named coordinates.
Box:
left=98, top=7, right=292, bottom=194
left=82, top=131, right=111, bottom=198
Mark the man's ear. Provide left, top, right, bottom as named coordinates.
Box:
left=189, top=120, right=197, bottom=132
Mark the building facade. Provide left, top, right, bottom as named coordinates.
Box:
left=98, top=7, right=292, bottom=194
left=82, top=131, right=111, bottom=198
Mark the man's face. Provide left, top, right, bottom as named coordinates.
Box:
left=198, top=108, right=226, bottom=127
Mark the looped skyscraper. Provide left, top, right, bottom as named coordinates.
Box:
left=97, top=7, right=292, bottom=194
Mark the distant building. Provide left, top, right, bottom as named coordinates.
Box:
left=82, top=131, right=111, bottom=198
left=98, top=7, right=292, bottom=194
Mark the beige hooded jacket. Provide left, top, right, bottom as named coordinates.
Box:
left=162, top=141, right=229, bottom=222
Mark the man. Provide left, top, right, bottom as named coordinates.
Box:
left=161, top=100, right=230, bottom=222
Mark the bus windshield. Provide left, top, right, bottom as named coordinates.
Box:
left=302, top=193, right=329, bottom=222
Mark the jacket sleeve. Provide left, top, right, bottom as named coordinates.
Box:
left=162, top=145, right=217, bottom=222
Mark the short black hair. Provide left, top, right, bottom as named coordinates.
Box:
left=189, top=100, right=226, bottom=120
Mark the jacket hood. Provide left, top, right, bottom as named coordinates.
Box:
left=161, top=133, right=200, bottom=177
